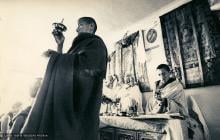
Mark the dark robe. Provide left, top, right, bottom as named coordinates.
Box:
left=21, top=33, right=108, bottom=140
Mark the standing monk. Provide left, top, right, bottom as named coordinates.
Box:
left=21, top=17, right=108, bottom=140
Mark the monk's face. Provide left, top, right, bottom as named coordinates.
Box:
left=157, top=68, right=170, bottom=84
left=76, top=20, right=94, bottom=34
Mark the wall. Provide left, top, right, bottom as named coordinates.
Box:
left=111, top=0, right=192, bottom=89
left=110, top=0, right=220, bottom=138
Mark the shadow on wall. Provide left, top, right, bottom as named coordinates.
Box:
left=184, top=85, right=220, bottom=140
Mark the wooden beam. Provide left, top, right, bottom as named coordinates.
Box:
left=173, top=13, right=187, bottom=88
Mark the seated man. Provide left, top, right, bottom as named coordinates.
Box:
left=145, top=64, right=207, bottom=140
left=145, top=64, right=188, bottom=116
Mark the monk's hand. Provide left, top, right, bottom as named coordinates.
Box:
left=42, top=49, right=57, bottom=57
left=152, top=98, right=167, bottom=113
left=52, top=29, right=65, bottom=47
left=158, top=98, right=167, bottom=106
left=154, top=89, right=162, bottom=101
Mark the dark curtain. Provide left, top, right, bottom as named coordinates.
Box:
left=160, top=0, right=220, bottom=87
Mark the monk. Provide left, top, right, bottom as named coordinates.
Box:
left=21, top=17, right=108, bottom=140
left=146, top=64, right=208, bottom=140
left=146, top=64, right=188, bottom=115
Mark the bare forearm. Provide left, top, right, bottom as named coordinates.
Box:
left=57, top=44, right=63, bottom=53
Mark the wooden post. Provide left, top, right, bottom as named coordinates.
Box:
left=173, top=13, right=186, bottom=88
left=131, top=43, right=138, bottom=82
left=188, top=5, right=204, bottom=86
left=163, top=18, right=176, bottom=71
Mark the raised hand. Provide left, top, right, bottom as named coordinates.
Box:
left=52, top=29, right=65, bottom=46
left=154, top=89, right=162, bottom=101
left=42, top=49, right=57, bottom=58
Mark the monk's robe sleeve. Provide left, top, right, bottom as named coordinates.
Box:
left=77, top=38, right=107, bottom=79
left=167, top=89, right=188, bottom=116
left=73, top=38, right=107, bottom=113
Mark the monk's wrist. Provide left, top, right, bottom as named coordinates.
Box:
left=57, top=44, right=63, bottom=53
